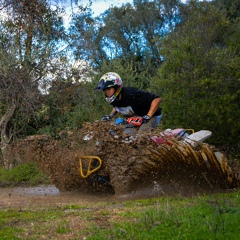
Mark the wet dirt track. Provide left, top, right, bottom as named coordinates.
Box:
left=0, top=185, right=114, bottom=209
left=1, top=184, right=237, bottom=210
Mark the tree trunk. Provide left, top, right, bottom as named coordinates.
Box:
left=0, top=104, right=16, bottom=169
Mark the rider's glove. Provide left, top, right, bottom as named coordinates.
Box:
left=142, top=115, right=151, bottom=123
left=101, top=115, right=112, bottom=121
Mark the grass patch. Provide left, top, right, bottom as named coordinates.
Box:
left=0, top=191, right=239, bottom=239
left=0, top=162, right=50, bottom=186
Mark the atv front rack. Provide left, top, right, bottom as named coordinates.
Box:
left=79, top=156, right=102, bottom=178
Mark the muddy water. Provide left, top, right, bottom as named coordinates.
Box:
left=0, top=185, right=152, bottom=209
left=0, top=184, right=161, bottom=209
left=1, top=183, right=232, bottom=209
left=13, top=185, right=60, bottom=195
left=0, top=185, right=115, bottom=209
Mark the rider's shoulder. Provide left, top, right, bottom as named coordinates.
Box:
left=123, top=86, right=139, bottom=94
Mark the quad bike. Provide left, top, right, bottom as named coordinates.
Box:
left=78, top=117, right=239, bottom=195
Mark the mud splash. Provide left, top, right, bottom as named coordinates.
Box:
left=5, top=121, right=240, bottom=196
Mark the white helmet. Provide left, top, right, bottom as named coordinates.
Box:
left=95, top=72, right=123, bottom=104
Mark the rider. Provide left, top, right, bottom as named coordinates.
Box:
left=95, top=72, right=162, bottom=133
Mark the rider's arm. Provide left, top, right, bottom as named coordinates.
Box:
left=147, top=97, right=162, bottom=117
left=109, top=108, right=117, bottom=118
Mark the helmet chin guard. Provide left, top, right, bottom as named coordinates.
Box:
left=105, top=86, right=122, bottom=104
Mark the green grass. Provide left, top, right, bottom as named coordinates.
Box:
left=0, top=163, right=50, bottom=186
left=0, top=163, right=239, bottom=239
left=0, top=191, right=239, bottom=239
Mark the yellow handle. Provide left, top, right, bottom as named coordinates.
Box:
left=79, top=156, right=102, bottom=178
left=185, top=129, right=195, bottom=134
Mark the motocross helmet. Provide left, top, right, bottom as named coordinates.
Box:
left=95, top=72, right=123, bottom=104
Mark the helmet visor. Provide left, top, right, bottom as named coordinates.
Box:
left=94, top=79, right=115, bottom=90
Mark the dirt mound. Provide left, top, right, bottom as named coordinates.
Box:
left=6, top=121, right=240, bottom=195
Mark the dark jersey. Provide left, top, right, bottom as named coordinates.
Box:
left=111, top=87, right=161, bottom=117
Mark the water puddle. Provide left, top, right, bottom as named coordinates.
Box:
left=13, top=185, right=60, bottom=196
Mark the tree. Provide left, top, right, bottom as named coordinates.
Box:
left=69, top=0, right=182, bottom=88
left=68, top=7, right=107, bottom=66
left=212, top=0, right=240, bottom=20
left=0, top=0, right=66, bottom=168
left=151, top=0, right=240, bottom=152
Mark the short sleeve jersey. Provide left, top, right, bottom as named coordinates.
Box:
left=111, top=87, right=161, bottom=117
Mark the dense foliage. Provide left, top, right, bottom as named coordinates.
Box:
left=151, top=0, right=240, bottom=152
left=0, top=0, right=239, bottom=157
